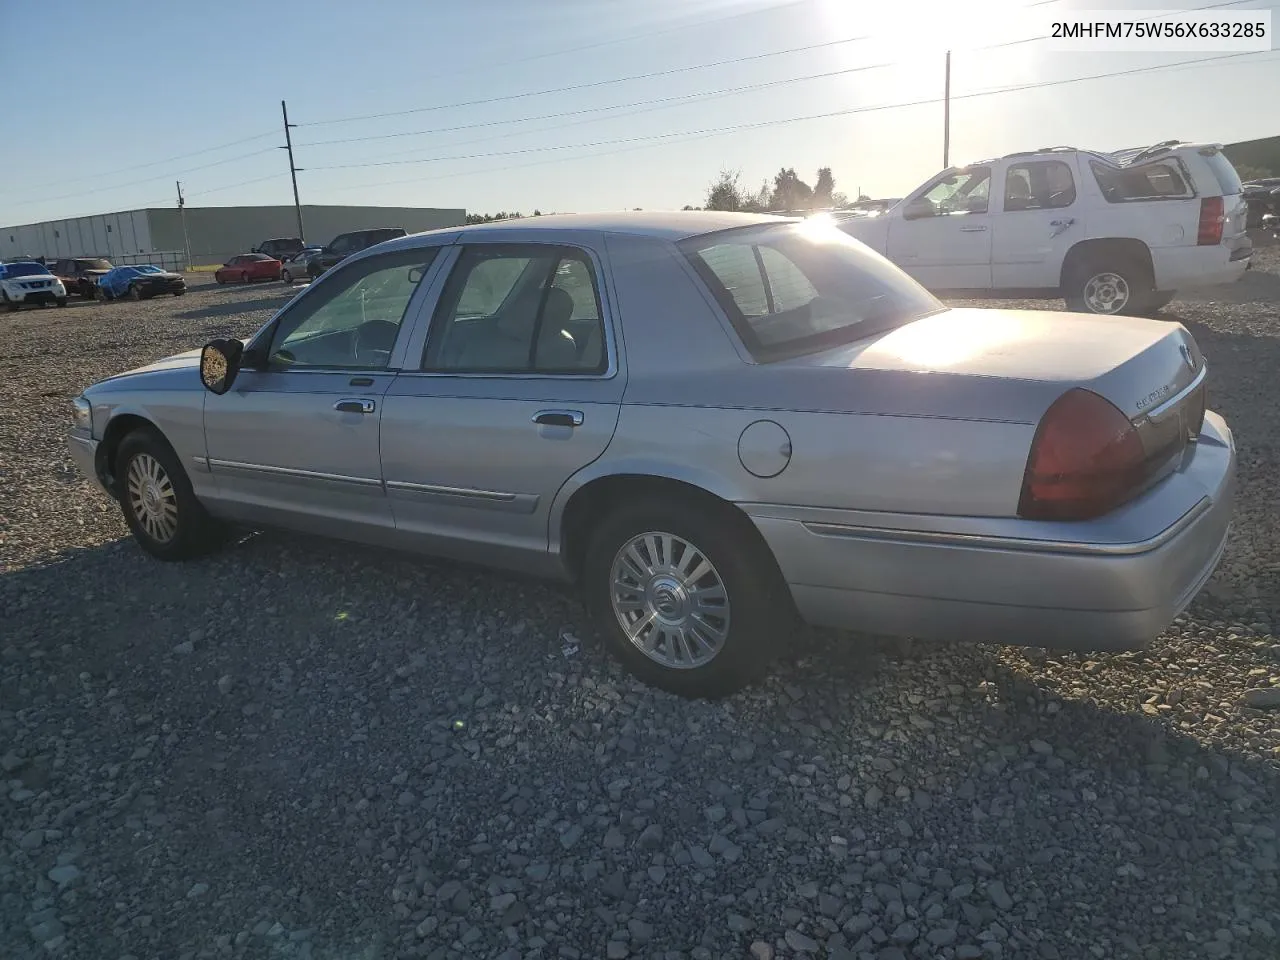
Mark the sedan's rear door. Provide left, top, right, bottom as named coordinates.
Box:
left=379, top=240, right=624, bottom=572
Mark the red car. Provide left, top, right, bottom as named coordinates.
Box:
left=215, top=253, right=282, bottom=284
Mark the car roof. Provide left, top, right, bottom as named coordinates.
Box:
left=388, top=210, right=793, bottom=248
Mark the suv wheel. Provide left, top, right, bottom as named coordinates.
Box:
left=583, top=497, right=787, bottom=698
left=115, top=429, right=227, bottom=561
left=128, top=284, right=142, bottom=301
left=1064, top=257, right=1153, bottom=316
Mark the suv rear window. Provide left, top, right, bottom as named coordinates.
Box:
left=680, top=221, right=944, bottom=361
left=1091, top=159, right=1194, bottom=202
left=1202, top=151, right=1243, bottom=196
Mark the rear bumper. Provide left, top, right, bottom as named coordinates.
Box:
left=1151, top=243, right=1249, bottom=289
left=750, top=412, right=1236, bottom=651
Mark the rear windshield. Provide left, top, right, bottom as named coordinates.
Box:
left=1203, top=152, right=1243, bottom=196
left=680, top=221, right=944, bottom=361
left=76, top=258, right=112, bottom=270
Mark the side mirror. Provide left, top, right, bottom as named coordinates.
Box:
left=200, top=338, right=245, bottom=395
left=903, top=197, right=935, bottom=221
left=965, top=196, right=988, bottom=214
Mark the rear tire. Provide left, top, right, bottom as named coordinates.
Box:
left=1063, top=256, right=1153, bottom=316
left=115, top=429, right=227, bottom=561
left=128, top=284, right=141, bottom=301
left=241, top=271, right=250, bottom=284
left=281, top=269, right=293, bottom=284
left=583, top=497, right=788, bottom=698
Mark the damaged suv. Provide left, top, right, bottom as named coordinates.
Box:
left=841, top=141, right=1251, bottom=315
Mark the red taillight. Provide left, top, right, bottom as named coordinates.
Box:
left=1018, top=389, right=1147, bottom=521
left=1197, top=196, right=1225, bottom=246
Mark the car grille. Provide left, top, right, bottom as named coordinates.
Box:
left=20, top=280, right=52, bottom=289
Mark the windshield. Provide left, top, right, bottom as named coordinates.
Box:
left=680, top=220, right=944, bottom=361
left=77, top=259, right=112, bottom=271
left=4, top=263, right=49, bottom=278
left=134, top=265, right=164, bottom=274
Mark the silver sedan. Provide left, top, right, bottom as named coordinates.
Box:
left=67, top=212, right=1235, bottom=697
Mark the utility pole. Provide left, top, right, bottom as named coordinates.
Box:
left=176, top=180, right=193, bottom=271
left=280, top=100, right=306, bottom=241
left=943, top=49, right=952, bottom=168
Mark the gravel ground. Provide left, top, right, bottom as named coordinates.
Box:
left=2, top=253, right=1278, bottom=960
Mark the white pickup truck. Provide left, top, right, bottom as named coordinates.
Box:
left=841, top=141, right=1252, bottom=315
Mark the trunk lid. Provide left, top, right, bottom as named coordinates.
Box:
left=795, top=306, right=1205, bottom=422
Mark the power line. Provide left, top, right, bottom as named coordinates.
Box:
left=0, top=131, right=278, bottom=197
left=309, top=50, right=1275, bottom=193
left=294, top=58, right=899, bottom=153
left=289, top=0, right=1253, bottom=161
left=4, top=147, right=279, bottom=208
left=306, top=51, right=1273, bottom=174
left=297, top=33, right=878, bottom=128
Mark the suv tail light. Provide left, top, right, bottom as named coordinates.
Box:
left=1197, top=196, right=1225, bottom=245
left=1018, top=389, right=1146, bottom=521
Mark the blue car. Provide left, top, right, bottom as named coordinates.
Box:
left=97, top=265, right=187, bottom=301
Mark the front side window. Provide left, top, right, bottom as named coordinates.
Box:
left=266, top=248, right=437, bottom=370
left=423, top=245, right=607, bottom=374
left=683, top=220, right=944, bottom=361
left=1004, top=160, right=1077, bottom=212
left=906, top=167, right=992, bottom=218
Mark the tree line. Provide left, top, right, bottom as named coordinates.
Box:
left=687, top=167, right=867, bottom=213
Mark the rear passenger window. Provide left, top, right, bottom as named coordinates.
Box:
left=1004, top=160, right=1076, bottom=212
left=1091, top=159, right=1193, bottom=202
left=424, top=246, right=607, bottom=375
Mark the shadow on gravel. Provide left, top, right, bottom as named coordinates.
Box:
left=3, top=528, right=1278, bottom=959
left=174, top=294, right=295, bottom=321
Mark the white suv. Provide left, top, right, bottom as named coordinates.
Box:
left=1, top=261, right=68, bottom=311
left=841, top=141, right=1252, bottom=315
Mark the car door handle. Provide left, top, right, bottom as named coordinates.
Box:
left=959, top=225, right=988, bottom=233
left=334, top=398, right=376, bottom=414
left=533, top=409, right=584, bottom=428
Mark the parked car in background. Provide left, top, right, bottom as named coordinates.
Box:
left=215, top=253, right=282, bottom=285
left=252, top=238, right=305, bottom=260
left=280, top=246, right=323, bottom=284
left=1, top=261, right=67, bottom=310
left=1242, top=178, right=1280, bottom=228
left=840, top=140, right=1251, bottom=315
left=307, top=227, right=407, bottom=278
left=51, top=257, right=114, bottom=299
left=96, top=265, right=187, bottom=301
left=65, top=212, right=1235, bottom=698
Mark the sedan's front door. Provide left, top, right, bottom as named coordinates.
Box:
left=887, top=165, right=993, bottom=291
left=200, top=246, right=441, bottom=542
left=379, top=242, right=624, bottom=574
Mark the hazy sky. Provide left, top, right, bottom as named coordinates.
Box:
left=1, top=0, right=1277, bottom=226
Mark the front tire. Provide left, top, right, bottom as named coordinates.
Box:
left=281, top=269, right=294, bottom=284
left=583, top=497, right=788, bottom=698
left=128, top=284, right=141, bottom=301
left=115, top=430, right=227, bottom=561
left=56, top=298, right=67, bottom=307
left=241, top=271, right=250, bottom=284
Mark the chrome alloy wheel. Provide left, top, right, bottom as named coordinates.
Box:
left=609, top=532, right=730, bottom=669
left=1083, top=271, right=1130, bottom=314
left=126, top=452, right=179, bottom=543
